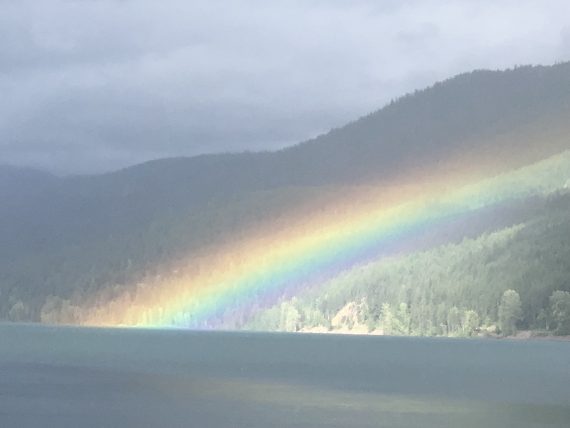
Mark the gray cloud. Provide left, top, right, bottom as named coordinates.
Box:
left=1, top=0, right=570, bottom=174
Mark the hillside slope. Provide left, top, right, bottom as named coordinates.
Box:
left=1, top=63, right=570, bottom=326
left=246, top=190, right=570, bottom=336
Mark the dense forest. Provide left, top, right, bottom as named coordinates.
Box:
left=1, top=63, right=570, bottom=335
left=245, top=190, right=570, bottom=337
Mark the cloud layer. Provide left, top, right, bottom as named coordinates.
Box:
left=1, top=0, right=569, bottom=173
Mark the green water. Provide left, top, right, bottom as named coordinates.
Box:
left=0, top=324, right=569, bottom=427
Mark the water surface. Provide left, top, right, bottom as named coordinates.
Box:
left=0, top=324, right=569, bottom=427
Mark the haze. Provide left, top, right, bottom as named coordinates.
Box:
left=1, top=0, right=570, bottom=174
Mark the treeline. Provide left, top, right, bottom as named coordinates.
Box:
left=0, top=184, right=329, bottom=321
left=245, top=192, right=570, bottom=337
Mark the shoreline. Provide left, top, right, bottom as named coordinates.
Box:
left=1, top=322, right=569, bottom=342
left=297, top=326, right=570, bottom=342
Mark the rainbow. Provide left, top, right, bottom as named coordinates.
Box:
left=78, top=151, right=570, bottom=328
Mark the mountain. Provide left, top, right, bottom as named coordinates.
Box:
left=1, top=63, right=570, bottom=335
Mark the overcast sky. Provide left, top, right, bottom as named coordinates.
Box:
left=1, top=0, right=570, bottom=174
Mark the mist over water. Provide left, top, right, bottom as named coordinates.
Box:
left=1, top=324, right=569, bottom=428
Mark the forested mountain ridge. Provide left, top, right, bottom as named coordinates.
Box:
left=246, top=189, right=570, bottom=337
left=1, top=62, right=570, bottom=334
left=281, top=63, right=570, bottom=185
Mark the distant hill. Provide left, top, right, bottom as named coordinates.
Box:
left=0, top=165, right=58, bottom=202
left=1, top=62, right=570, bottom=334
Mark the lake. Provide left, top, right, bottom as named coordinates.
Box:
left=0, top=324, right=569, bottom=427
